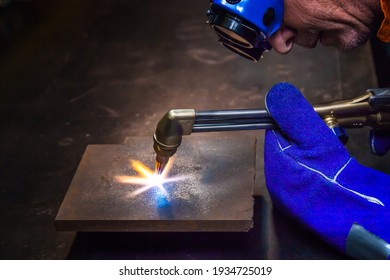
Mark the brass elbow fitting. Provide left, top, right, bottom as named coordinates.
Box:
left=153, top=109, right=196, bottom=158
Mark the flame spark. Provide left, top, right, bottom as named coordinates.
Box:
left=116, top=159, right=186, bottom=198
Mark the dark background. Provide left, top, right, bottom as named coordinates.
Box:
left=1, top=0, right=389, bottom=259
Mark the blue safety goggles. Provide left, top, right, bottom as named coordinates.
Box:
left=207, top=0, right=284, bottom=61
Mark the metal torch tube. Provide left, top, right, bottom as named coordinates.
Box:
left=193, top=109, right=275, bottom=132
left=195, top=109, right=270, bottom=120
left=192, top=123, right=275, bottom=132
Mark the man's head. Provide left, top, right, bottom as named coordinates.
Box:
left=268, top=0, right=383, bottom=54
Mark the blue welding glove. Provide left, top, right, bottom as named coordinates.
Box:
left=264, top=83, right=390, bottom=259
left=370, top=129, right=390, bottom=156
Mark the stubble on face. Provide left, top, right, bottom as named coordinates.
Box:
left=283, top=0, right=382, bottom=51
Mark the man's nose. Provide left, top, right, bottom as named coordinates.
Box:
left=268, top=25, right=297, bottom=54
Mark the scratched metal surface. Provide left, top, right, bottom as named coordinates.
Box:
left=55, top=136, right=255, bottom=232
left=0, top=0, right=385, bottom=259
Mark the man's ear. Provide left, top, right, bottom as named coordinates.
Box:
left=268, top=25, right=297, bottom=54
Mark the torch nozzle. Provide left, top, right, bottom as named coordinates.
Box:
left=155, top=154, right=169, bottom=175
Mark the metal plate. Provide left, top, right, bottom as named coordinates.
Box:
left=55, top=135, right=255, bottom=232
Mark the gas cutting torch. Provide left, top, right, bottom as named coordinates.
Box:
left=154, top=88, right=390, bottom=174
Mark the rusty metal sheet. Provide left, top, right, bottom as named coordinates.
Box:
left=55, top=135, right=256, bottom=232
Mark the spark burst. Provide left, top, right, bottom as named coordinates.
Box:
left=116, top=159, right=186, bottom=198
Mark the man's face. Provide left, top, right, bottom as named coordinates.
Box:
left=268, top=0, right=383, bottom=54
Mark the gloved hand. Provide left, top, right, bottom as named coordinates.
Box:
left=370, top=129, right=390, bottom=156
left=264, top=83, right=390, bottom=259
